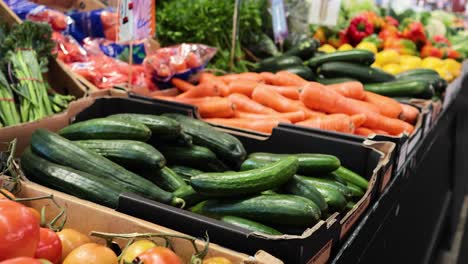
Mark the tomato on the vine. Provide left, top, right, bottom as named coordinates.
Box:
left=120, top=240, right=156, bottom=264
left=134, top=247, right=182, bottom=264
left=63, top=243, right=118, bottom=264
left=0, top=189, right=15, bottom=199
left=0, top=199, right=40, bottom=260
left=57, top=229, right=91, bottom=261
left=34, top=228, right=62, bottom=264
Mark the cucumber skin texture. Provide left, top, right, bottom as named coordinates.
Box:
left=221, top=216, right=283, bottom=236
left=318, top=62, right=395, bottom=83
left=314, top=185, right=347, bottom=212
left=396, top=68, right=439, bottom=78
left=331, top=166, right=369, bottom=189
left=108, top=113, right=181, bottom=140
left=364, top=80, right=434, bottom=99
left=31, top=129, right=175, bottom=204
left=395, top=74, right=447, bottom=94
left=240, top=158, right=272, bottom=171
left=284, top=175, right=328, bottom=213
left=21, top=149, right=121, bottom=208
left=74, top=139, right=165, bottom=169
left=346, top=182, right=365, bottom=198
left=169, top=166, right=203, bottom=182
left=282, top=65, right=315, bottom=80
left=190, top=157, right=299, bottom=197
left=248, top=152, right=340, bottom=174
left=159, top=145, right=229, bottom=172
left=150, top=167, right=187, bottom=192
left=297, top=176, right=353, bottom=198
left=59, top=118, right=151, bottom=141
left=283, top=38, right=319, bottom=60
left=192, top=194, right=321, bottom=227
left=162, top=114, right=246, bottom=168
left=173, top=185, right=206, bottom=207
left=255, top=55, right=303, bottom=72
left=308, top=50, right=375, bottom=68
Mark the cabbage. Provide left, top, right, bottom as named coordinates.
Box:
left=341, top=0, right=378, bottom=19
left=426, top=18, right=447, bottom=38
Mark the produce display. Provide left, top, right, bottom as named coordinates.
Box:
left=19, top=113, right=368, bottom=237
left=0, top=21, right=74, bottom=128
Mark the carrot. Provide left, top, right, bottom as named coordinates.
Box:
left=259, top=72, right=276, bottom=84
left=194, top=98, right=235, bottom=118
left=252, top=85, right=302, bottom=113
left=227, top=93, right=278, bottom=115
left=270, top=71, right=308, bottom=86
left=258, top=84, right=300, bottom=100
left=372, top=129, right=389, bottom=135
left=399, top=103, right=419, bottom=124
left=148, top=88, right=179, bottom=97
left=297, top=103, right=326, bottom=119
left=325, top=81, right=365, bottom=100
left=177, top=83, right=219, bottom=98
left=350, top=114, right=367, bottom=128
left=205, top=118, right=287, bottom=134
left=225, top=79, right=259, bottom=97
left=348, top=98, right=381, bottom=114
left=355, top=127, right=374, bottom=137
left=364, top=91, right=402, bottom=118
left=296, top=114, right=354, bottom=133
left=219, top=72, right=263, bottom=84
left=365, top=114, right=414, bottom=135
left=171, top=78, right=195, bottom=92
left=234, top=110, right=306, bottom=123
left=198, top=72, right=229, bottom=96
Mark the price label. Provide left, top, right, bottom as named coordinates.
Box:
left=117, top=0, right=155, bottom=43
left=308, top=0, right=342, bottom=26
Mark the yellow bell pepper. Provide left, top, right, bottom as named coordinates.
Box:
left=375, top=50, right=400, bottom=66
left=399, top=55, right=421, bottom=71
left=355, top=42, right=378, bottom=54
left=421, top=57, right=443, bottom=70
left=318, top=44, right=336, bottom=53
left=443, top=59, right=461, bottom=77
left=382, top=63, right=403, bottom=75
left=338, top=44, right=353, bottom=51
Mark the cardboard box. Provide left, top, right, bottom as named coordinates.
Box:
left=45, top=97, right=389, bottom=264
left=18, top=181, right=279, bottom=264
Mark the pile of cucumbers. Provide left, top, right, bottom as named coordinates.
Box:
left=21, top=113, right=369, bottom=236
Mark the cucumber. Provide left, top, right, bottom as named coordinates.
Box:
left=149, top=167, right=187, bottom=192
left=240, top=158, right=272, bottom=171
left=318, top=62, right=395, bottom=83
left=159, top=145, right=229, bottom=172
left=30, top=129, right=182, bottom=206
left=221, top=216, right=283, bottom=235
left=316, top=77, right=357, bottom=85
left=169, top=166, right=203, bottom=183
left=346, top=201, right=356, bottom=210
left=396, top=74, right=447, bottom=94
left=346, top=182, right=365, bottom=198
left=308, top=50, right=375, bottom=68
left=297, top=176, right=353, bottom=198
left=162, top=114, right=246, bottom=167
left=261, top=190, right=279, bottom=195
left=21, top=149, right=121, bottom=208
left=396, top=68, right=439, bottom=79
left=313, top=185, right=347, bottom=212
left=74, top=140, right=165, bottom=170
left=190, top=157, right=298, bottom=197
left=248, top=152, right=340, bottom=174
left=331, top=166, right=369, bottom=190
left=255, top=55, right=303, bottom=72
left=172, top=185, right=205, bottom=207
left=282, top=65, right=315, bottom=80
left=284, top=175, right=328, bottom=213
left=364, top=80, right=434, bottom=99
left=283, top=38, right=319, bottom=60
left=191, top=194, right=321, bottom=227
left=59, top=118, right=151, bottom=141
left=108, top=113, right=181, bottom=140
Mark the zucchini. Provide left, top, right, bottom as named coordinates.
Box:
left=159, top=145, right=229, bottom=172
left=221, top=216, right=283, bottom=235
left=364, top=80, right=434, bottom=99
left=30, top=129, right=182, bottom=206
left=59, top=118, right=151, bottom=141
left=190, top=157, right=298, bottom=197
left=282, top=65, right=315, bottom=80
left=191, top=194, right=321, bottom=227
left=346, top=182, right=365, bottom=198
left=172, top=185, right=205, bottom=207
left=283, top=38, right=319, bottom=60
left=108, top=113, right=181, bottom=140
left=149, top=167, right=188, bottom=192
left=284, top=175, right=328, bottom=213
left=316, top=77, right=357, bottom=85
left=395, top=74, right=447, bottom=94
left=297, top=176, right=352, bottom=198
left=169, top=166, right=203, bottom=183
left=21, top=149, right=121, bottom=208
left=318, top=62, right=395, bottom=83
left=74, top=139, right=165, bottom=169
left=162, top=114, right=246, bottom=167
left=248, top=152, right=340, bottom=174
left=396, top=68, right=439, bottom=79
left=307, top=50, right=375, bottom=68
left=331, top=166, right=368, bottom=190
left=255, top=55, right=303, bottom=72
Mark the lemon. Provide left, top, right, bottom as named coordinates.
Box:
left=355, top=42, right=378, bottom=54
left=338, top=44, right=353, bottom=51
left=435, top=66, right=454, bottom=82
left=400, top=56, right=421, bottom=71
left=318, top=44, right=336, bottom=53
left=421, top=57, right=443, bottom=69
left=382, top=63, right=403, bottom=75
left=376, top=50, right=400, bottom=66
left=443, top=59, right=461, bottom=77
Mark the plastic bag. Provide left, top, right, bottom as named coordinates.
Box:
left=67, top=9, right=118, bottom=42
left=83, top=38, right=147, bottom=64
left=52, top=32, right=88, bottom=63
left=143, top=43, right=217, bottom=88
left=5, top=0, right=71, bottom=31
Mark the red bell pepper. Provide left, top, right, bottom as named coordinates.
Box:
left=359, top=11, right=385, bottom=32
left=432, top=35, right=451, bottom=47
left=384, top=38, right=417, bottom=55
left=347, top=16, right=374, bottom=45
left=385, top=16, right=399, bottom=27
left=378, top=25, right=399, bottom=41
left=420, top=44, right=443, bottom=58
left=328, top=30, right=349, bottom=48
left=401, top=21, right=427, bottom=47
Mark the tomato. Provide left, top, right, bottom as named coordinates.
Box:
left=34, top=228, right=62, bottom=264
left=135, top=247, right=182, bottom=264
left=0, top=257, right=42, bottom=264
left=203, top=257, right=233, bottom=264
left=63, top=243, right=118, bottom=264
left=0, top=200, right=40, bottom=260
left=0, top=189, right=15, bottom=199
left=57, top=229, right=91, bottom=261
left=120, top=240, right=157, bottom=264
left=28, top=208, right=41, bottom=223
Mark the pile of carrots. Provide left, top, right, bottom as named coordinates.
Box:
left=150, top=71, right=419, bottom=136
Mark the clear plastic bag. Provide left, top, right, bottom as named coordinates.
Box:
left=67, top=8, right=118, bottom=42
